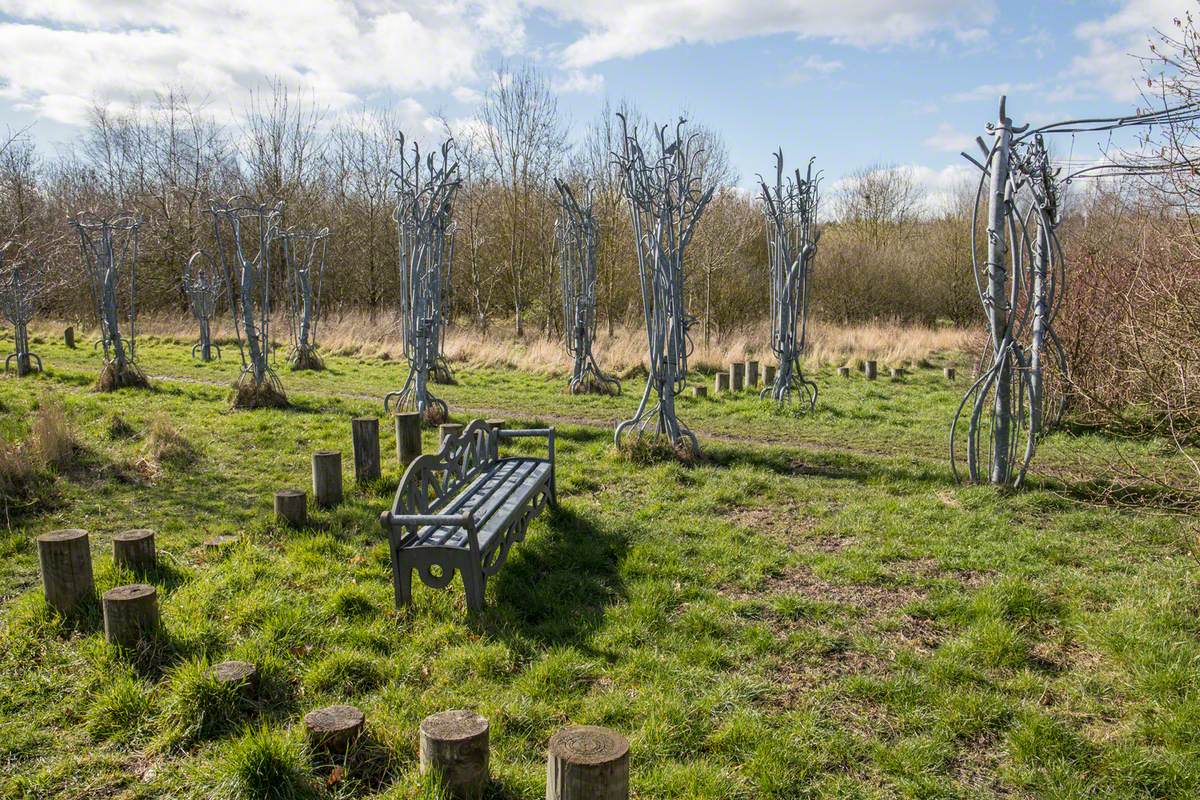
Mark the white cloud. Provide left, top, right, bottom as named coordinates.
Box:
left=923, top=123, right=974, bottom=153
left=785, top=55, right=845, bottom=84
left=1068, top=0, right=1183, bottom=102
left=950, top=82, right=1039, bottom=103
left=552, top=70, right=605, bottom=94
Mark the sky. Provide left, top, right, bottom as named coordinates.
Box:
left=0, top=0, right=1189, bottom=208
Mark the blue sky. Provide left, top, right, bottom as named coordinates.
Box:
left=0, top=1, right=1185, bottom=204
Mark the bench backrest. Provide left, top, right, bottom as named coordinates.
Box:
left=390, top=419, right=498, bottom=517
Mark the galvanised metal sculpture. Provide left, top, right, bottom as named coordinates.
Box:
left=279, top=226, right=330, bottom=371
left=183, top=250, right=222, bottom=362
left=70, top=211, right=148, bottom=390
left=209, top=196, right=288, bottom=408
left=0, top=242, right=44, bottom=376
left=554, top=178, right=620, bottom=395
left=613, top=115, right=714, bottom=452
left=950, top=95, right=1200, bottom=487
left=759, top=151, right=820, bottom=410
left=383, top=133, right=460, bottom=424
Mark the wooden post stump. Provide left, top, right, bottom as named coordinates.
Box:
left=837, top=366, right=851, bottom=378
left=944, top=366, right=957, bottom=381
left=64, top=326, right=75, bottom=349
left=546, top=725, right=629, bottom=800
left=312, top=451, right=343, bottom=509
left=213, top=660, right=258, bottom=698
left=102, top=584, right=160, bottom=649
left=304, top=704, right=364, bottom=752
left=439, top=423, right=464, bottom=445
left=890, top=367, right=905, bottom=381
left=37, top=529, right=94, bottom=616
left=395, top=411, right=422, bottom=468
left=274, top=489, right=307, bottom=527
left=865, top=360, right=878, bottom=380
left=351, top=417, right=381, bottom=484
left=764, top=365, right=776, bottom=386
left=691, top=385, right=707, bottom=398
left=112, top=529, right=156, bottom=574
left=729, top=363, right=745, bottom=392
left=714, top=373, right=730, bottom=393
left=745, top=360, right=760, bottom=388
left=485, top=419, right=506, bottom=432
left=419, top=710, right=490, bottom=799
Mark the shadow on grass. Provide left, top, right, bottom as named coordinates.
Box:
left=703, top=440, right=949, bottom=487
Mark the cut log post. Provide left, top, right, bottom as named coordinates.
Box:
left=745, top=360, right=759, bottom=388
left=394, top=411, right=423, bottom=468
left=274, top=489, right=307, bottom=527
left=419, top=710, right=490, bottom=799
left=764, top=365, right=776, bottom=385
left=890, top=367, right=905, bottom=381
left=351, top=417, right=381, bottom=484
left=944, top=366, right=957, bottom=381
left=546, top=725, right=630, bottom=800
left=485, top=419, right=506, bottom=432
left=37, top=529, right=95, bottom=616
left=312, top=451, right=343, bottom=509
left=64, top=326, right=75, bottom=349
left=864, top=360, right=878, bottom=380
left=304, top=704, right=365, bottom=752
left=714, top=372, right=730, bottom=393
left=837, top=366, right=851, bottom=378
left=691, top=385, right=707, bottom=398
left=213, top=660, right=258, bottom=698
left=112, top=529, right=156, bottom=575
left=102, top=584, right=160, bottom=649
left=438, top=423, right=464, bottom=445
left=729, top=363, right=745, bottom=392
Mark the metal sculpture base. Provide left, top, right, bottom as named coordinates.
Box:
left=384, top=374, right=448, bottom=426
left=288, top=344, right=324, bottom=372
left=192, top=342, right=221, bottom=361
left=96, top=360, right=149, bottom=392
left=761, top=357, right=817, bottom=412
left=431, top=356, right=455, bottom=385
left=615, top=376, right=698, bottom=455
left=951, top=342, right=1031, bottom=488
left=4, top=351, right=42, bottom=376
left=569, top=355, right=621, bottom=396
left=231, top=368, right=288, bottom=409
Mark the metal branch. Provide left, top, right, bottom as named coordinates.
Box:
left=0, top=241, right=45, bottom=376
left=278, top=226, right=330, bottom=371
left=183, top=250, right=223, bottom=362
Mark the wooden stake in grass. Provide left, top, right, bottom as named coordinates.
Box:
left=212, top=660, right=258, bottom=698
left=304, top=704, right=364, bottom=753
left=865, top=360, right=878, bottom=380
left=438, top=423, right=464, bottom=446
left=546, top=725, right=629, bottom=800
left=312, top=451, right=343, bottom=509
left=102, top=584, right=159, bottom=649
left=890, top=367, right=905, bottom=381
left=394, top=411, right=422, bottom=468
left=37, top=529, right=95, bottom=616
left=714, top=373, right=729, bottom=393
left=112, top=529, right=156, bottom=575
left=763, top=364, right=776, bottom=386
left=692, top=385, right=707, bottom=398
left=729, top=362, right=745, bottom=392
left=64, top=327, right=75, bottom=349
left=351, top=417, right=381, bottom=484
left=944, top=366, right=957, bottom=381
left=836, top=366, right=850, bottom=378
left=419, top=710, right=489, bottom=799
left=745, top=359, right=759, bottom=388
left=274, top=489, right=307, bottom=527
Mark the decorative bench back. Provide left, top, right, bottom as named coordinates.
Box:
left=391, top=419, right=498, bottom=518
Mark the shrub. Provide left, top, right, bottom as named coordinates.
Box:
left=156, top=658, right=248, bottom=750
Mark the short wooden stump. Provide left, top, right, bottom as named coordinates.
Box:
left=351, top=417, right=382, bottom=484
left=37, top=528, right=94, bottom=616
left=113, top=529, right=156, bottom=574
left=312, top=451, right=343, bottom=509
left=714, top=372, right=730, bottom=393
left=438, top=423, right=464, bottom=444
left=394, top=411, right=423, bottom=467
left=691, top=385, right=707, bottom=398
left=837, top=366, right=851, bottom=378
left=546, top=725, right=629, bottom=800
left=944, top=366, right=957, bottom=381
left=864, top=360, right=878, bottom=380
left=102, top=584, right=160, bottom=649
left=304, top=704, right=364, bottom=752
left=274, top=489, right=307, bottom=527
left=213, top=660, right=258, bottom=697
left=890, top=367, right=905, bottom=380
left=763, top=365, right=777, bottom=386
left=419, top=710, right=489, bottom=799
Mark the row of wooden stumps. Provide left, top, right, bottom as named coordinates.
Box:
left=703, top=359, right=959, bottom=395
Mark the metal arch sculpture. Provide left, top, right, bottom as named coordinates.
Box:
left=613, top=114, right=715, bottom=452
left=383, top=133, right=460, bottom=423
left=0, top=242, right=44, bottom=376
left=208, top=196, right=287, bottom=407
left=70, top=211, right=148, bottom=389
left=758, top=150, right=821, bottom=410
left=554, top=178, right=621, bottom=395
left=183, top=250, right=223, bottom=362
left=278, top=226, right=330, bottom=371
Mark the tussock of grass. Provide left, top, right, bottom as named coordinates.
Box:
left=145, top=416, right=198, bottom=468
left=156, top=657, right=250, bottom=751
left=211, top=725, right=313, bottom=800
left=85, top=669, right=154, bottom=744
left=107, top=413, right=138, bottom=440
left=618, top=433, right=699, bottom=465
left=230, top=379, right=289, bottom=410
left=30, top=396, right=76, bottom=470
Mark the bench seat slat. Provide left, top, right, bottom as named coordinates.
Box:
left=411, top=457, right=550, bottom=551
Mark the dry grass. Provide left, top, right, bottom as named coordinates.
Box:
left=145, top=417, right=198, bottom=468
left=30, top=397, right=77, bottom=471
left=0, top=440, right=37, bottom=497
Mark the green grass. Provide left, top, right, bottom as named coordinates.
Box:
left=1, top=331, right=1199, bottom=798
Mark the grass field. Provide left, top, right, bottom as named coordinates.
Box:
left=1, top=328, right=1199, bottom=799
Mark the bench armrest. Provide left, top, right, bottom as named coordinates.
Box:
left=497, top=427, right=555, bottom=464
left=379, top=510, right=479, bottom=550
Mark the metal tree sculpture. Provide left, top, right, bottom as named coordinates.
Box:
left=0, top=242, right=44, bottom=376
left=209, top=196, right=287, bottom=408
left=554, top=178, right=620, bottom=395
left=70, top=211, right=148, bottom=390
left=383, top=134, right=460, bottom=423
left=183, top=250, right=222, bottom=362
left=279, top=226, right=330, bottom=371
left=759, top=150, right=820, bottom=409
left=613, top=115, right=715, bottom=451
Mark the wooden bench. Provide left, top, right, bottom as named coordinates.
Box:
left=379, top=419, right=556, bottom=610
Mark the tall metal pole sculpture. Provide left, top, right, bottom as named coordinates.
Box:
left=70, top=212, right=148, bottom=390
left=183, top=250, right=222, bottom=362
left=613, top=115, right=715, bottom=452
left=383, top=133, right=460, bottom=424
left=0, top=242, right=44, bottom=376
left=278, top=226, right=330, bottom=371
left=554, top=178, right=620, bottom=395
left=950, top=95, right=1199, bottom=487
left=209, top=196, right=288, bottom=409
left=759, top=150, right=820, bottom=410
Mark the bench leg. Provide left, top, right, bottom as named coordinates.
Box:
left=392, top=551, right=414, bottom=608
left=462, top=563, right=487, bottom=612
